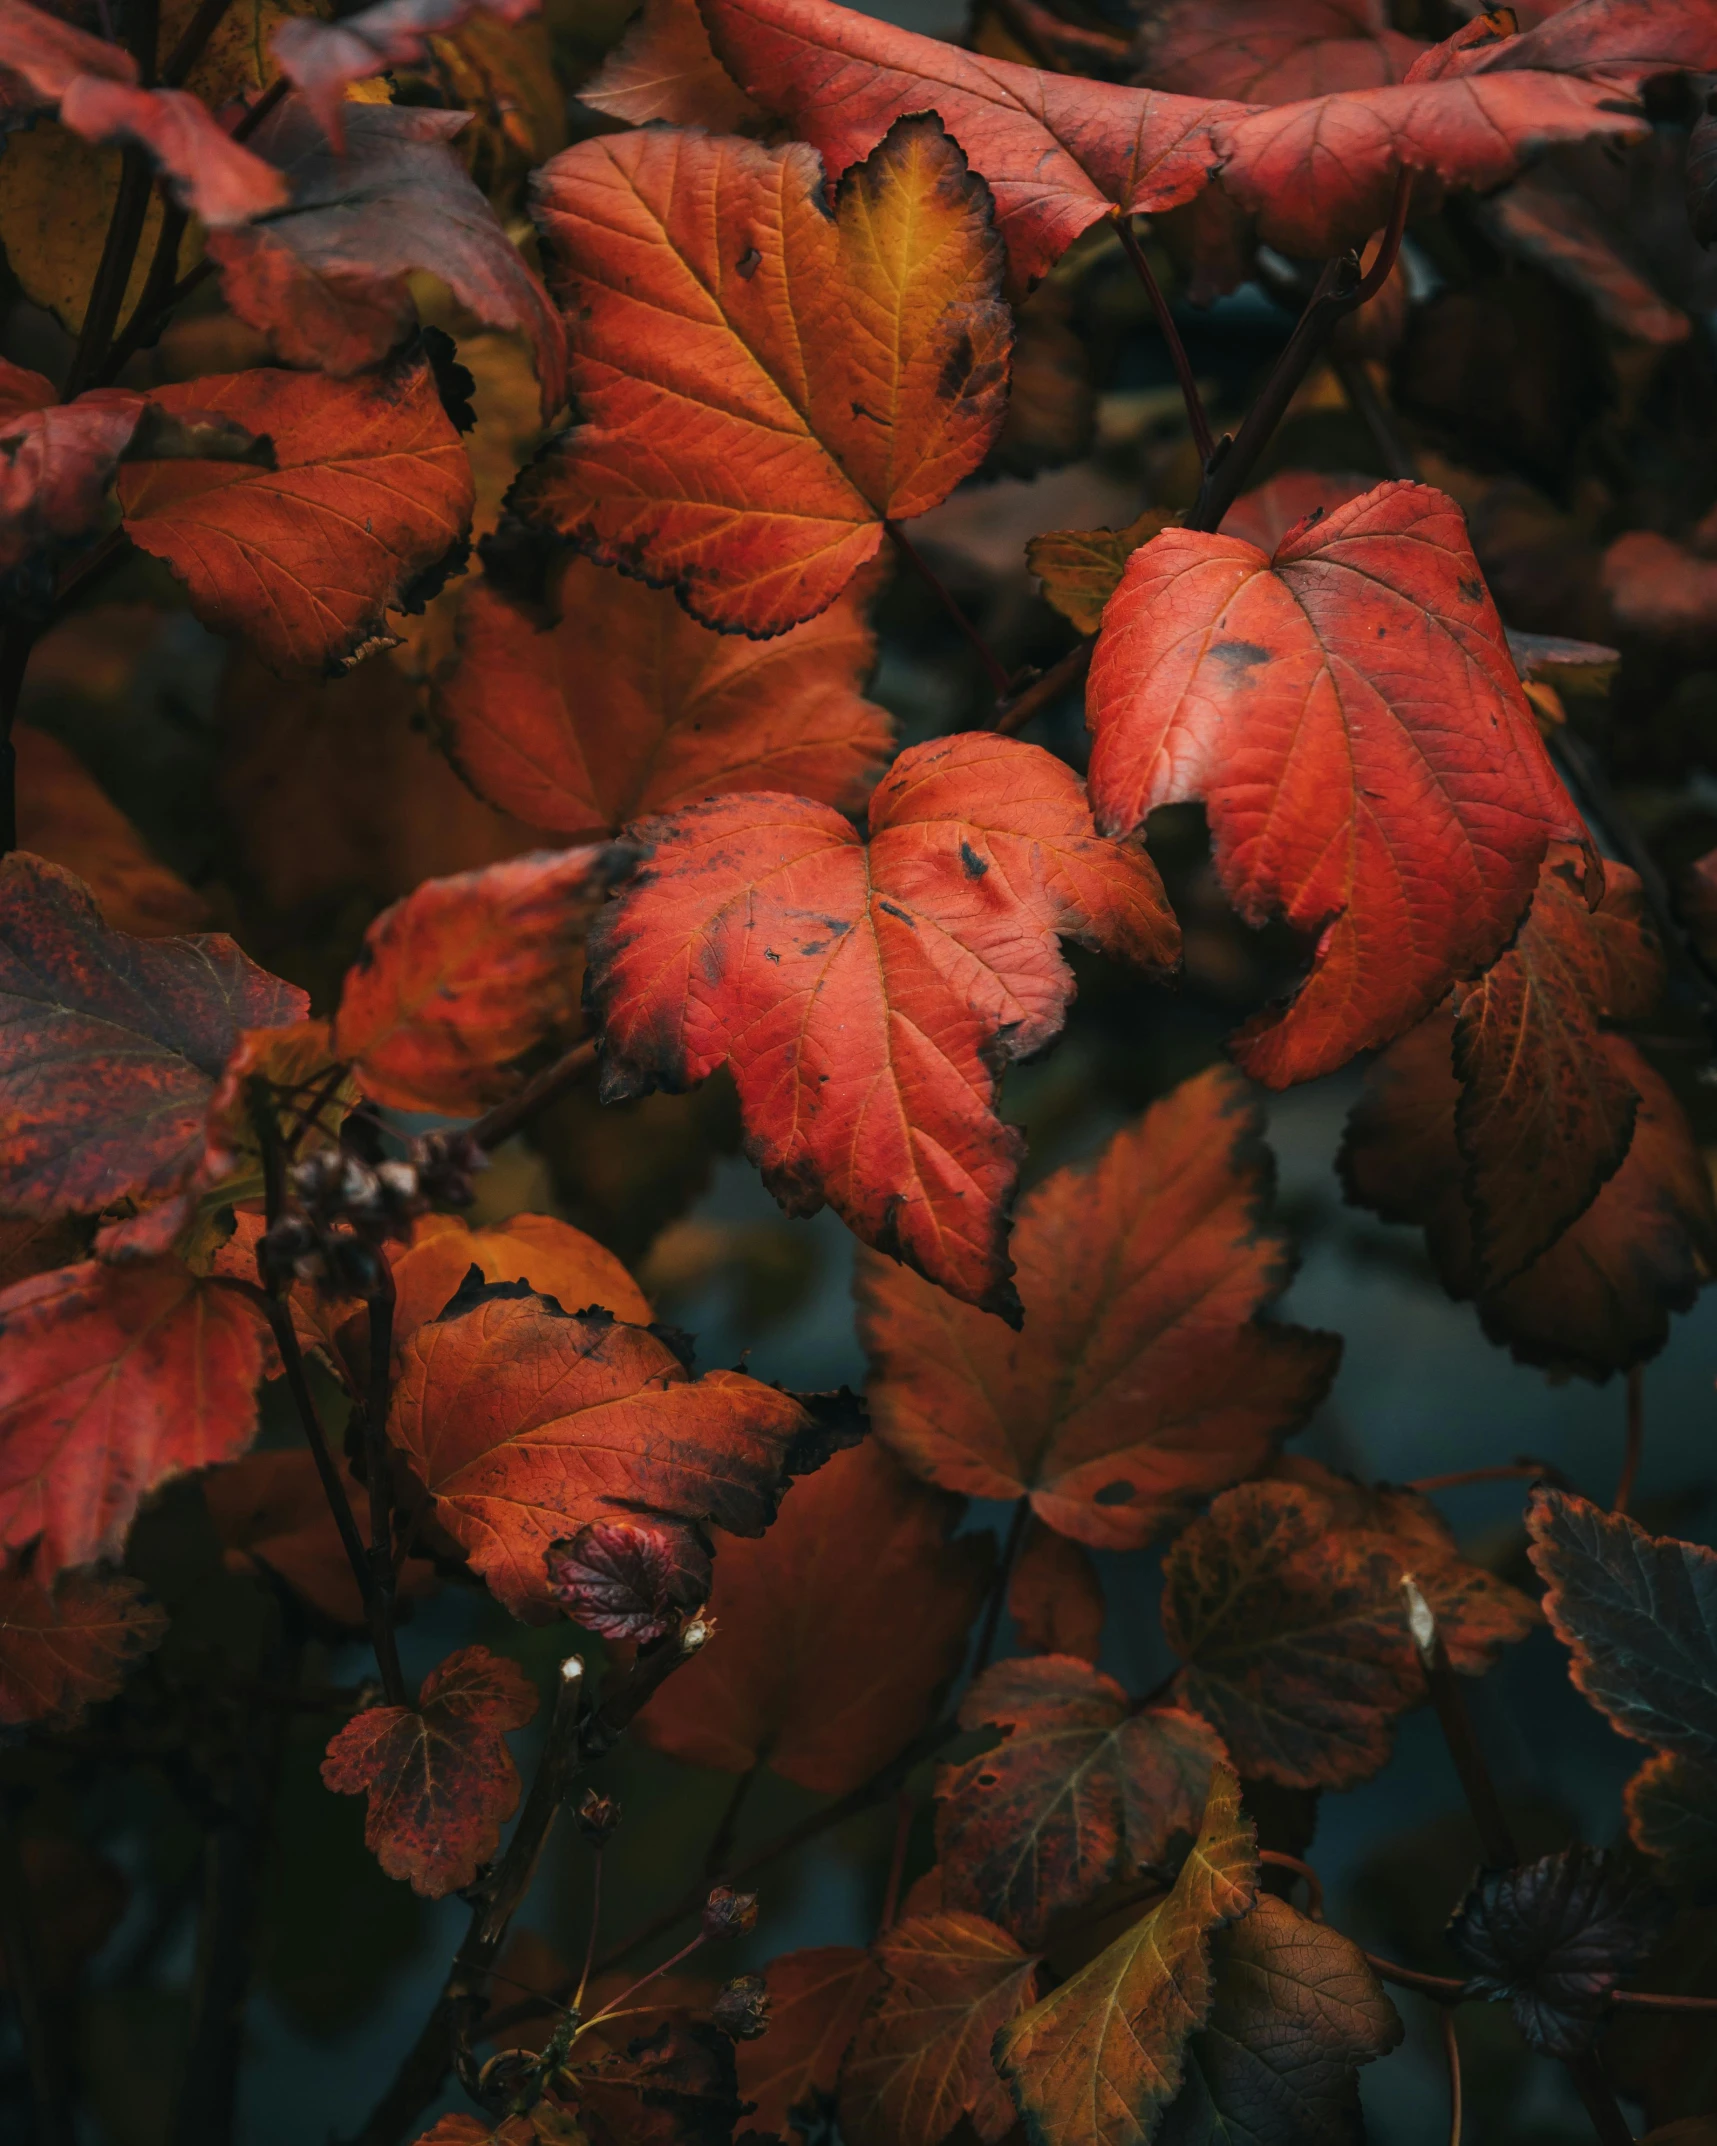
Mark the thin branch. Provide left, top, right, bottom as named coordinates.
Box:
left=1363, top=1952, right=1462, bottom=2000
left=885, top=522, right=1014, bottom=698
left=1562, top=2049, right=1636, bottom=2146
left=1331, top=351, right=1417, bottom=482
left=0, top=1798, right=74, bottom=2146
left=573, top=1852, right=603, bottom=2017
left=64, top=0, right=161, bottom=396
left=362, top=1268, right=407, bottom=1708
left=100, top=203, right=189, bottom=382
left=1402, top=1578, right=1517, bottom=1869
left=350, top=1628, right=709, bottom=2146
left=878, top=1792, right=913, bottom=1935
left=1611, top=1988, right=1717, bottom=2011
left=1112, top=217, right=1212, bottom=464
left=1259, top=1848, right=1323, bottom=1921
left=704, top=1765, right=757, bottom=1880
left=579, top=1933, right=706, bottom=2032
left=992, top=637, right=1092, bottom=737
left=1408, top=1459, right=1572, bottom=1495
left=971, top=1496, right=1030, bottom=1680
left=466, top=1038, right=597, bottom=1154
left=1615, top=1368, right=1644, bottom=1516
left=1442, top=2007, right=1463, bottom=2146
left=161, top=0, right=233, bottom=82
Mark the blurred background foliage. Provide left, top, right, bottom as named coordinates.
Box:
left=6, top=0, right=1717, bottom=2138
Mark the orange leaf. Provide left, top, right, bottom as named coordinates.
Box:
left=322, top=1642, right=538, bottom=1896
left=14, top=726, right=207, bottom=937
left=1451, top=846, right=1663, bottom=1285
left=1341, top=1013, right=1717, bottom=1379
left=993, top=1763, right=1257, bottom=2145
left=1087, top=480, right=1582, bottom=1086
left=117, top=352, right=474, bottom=675
left=332, top=846, right=625, bottom=1114
left=0, top=1566, right=166, bottom=1727
left=1163, top=1461, right=1536, bottom=1788
left=386, top=1277, right=817, bottom=1617
left=1135, top=0, right=1424, bottom=104
left=701, top=0, right=1248, bottom=288
left=581, top=0, right=766, bottom=132
left=0, top=1257, right=268, bottom=1579
left=0, top=853, right=304, bottom=1219
left=513, top=115, right=1011, bottom=636
left=633, top=1439, right=988, bottom=1794
left=1210, top=71, right=1647, bottom=258
left=839, top=1912, right=1041, bottom=2146
left=734, top=1947, right=882, bottom=2135
left=1008, top=1520, right=1104, bottom=1664
left=436, top=559, right=892, bottom=838
left=591, top=733, right=1176, bottom=1316
left=859, top=1066, right=1337, bottom=1542
left=936, top=1657, right=1223, bottom=1946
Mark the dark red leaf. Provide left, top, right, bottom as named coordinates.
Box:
left=733, top=1947, right=882, bottom=2135
left=544, top=1515, right=712, bottom=1642
left=0, top=362, right=145, bottom=574
left=1008, top=1521, right=1104, bottom=1664
left=55, top=76, right=287, bottom=226
left=322, top=1642, right=538, bottom=1897
left=1136, top=0, right=1424, bottom=105
left=0, top=1565, right=166, bottom=1727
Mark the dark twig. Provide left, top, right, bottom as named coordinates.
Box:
left=1331, top=351, right=1418, bottom=482
left=351, top=1628, right=708, bottom=2146
left=0, top=1797, right=74, bottom=2146
left=1563, top=2050, right=1636, bottom=2146
left=100, top=204, right=190, bottom=382
left=161, top=0, right=234, bottom=82
left=992, top=637, right=1092, bottom=737
left=1408, top=1459, right=1572, bottom=1495
left=1363, top=1952, right=1461, bottom=2000
left=885, top=522, right=1014, bottom=698
left=703, top=1765, right=757, bottom=1880
left=465, top=1038, right=598, bottom=1154
left=1113, top=217, right=1213, bottom=464
left=362, top=1268, right=407, bottom=1708
left=1615, top=1368, right=1645, bottom=1516
left=64, top=0, right=160, bottom=397
left=970, top=1496, right=1029, bottom=1680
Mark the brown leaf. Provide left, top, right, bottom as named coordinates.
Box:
left=14, top=725, right=208, bottom=937
left=1027, top=509, right=1175, bottom=636
left=1008, top=1521, right=1104, bottom=1665
left=936, top=1656, right=1223, bottom=1947
left=734, top=1946, right=882, bottom=2135
left=117, top=351, right=475, bottom=675
left=322, top=1642, right=538, bottom=1896
left=859, top=1066, right=1338, bottom=1548
left=840, top=1912, right=1041, bottom=2146
left=0, top=1565, right=166, bottom=1726
left=436, top=558, right=892, bottom=838
left=580, top=0, right=765, bottom=131
left=0, top=852, right=303, bottom=1219
left=634, top=1440, right=988, bottom=1794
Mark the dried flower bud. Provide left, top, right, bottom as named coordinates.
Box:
left=577, top=1789, right=621, bottom=1846
left=711, top=1974, right=770, bottom=2041
left=412, top=1128, right=487, bottom=1210
left=702, top=1885, right=758, bottom=1940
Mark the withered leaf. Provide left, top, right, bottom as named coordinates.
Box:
left=734, top=1946, right=882, bottom=2135
left=0, top=1566, right=167, bottom=1727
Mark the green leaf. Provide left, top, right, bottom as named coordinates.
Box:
left=1159, top=1893, right=1402, bottom=2146
left=1527, top=1487, right=1717, bottom=1760
left=995, top=1762, right=1257, bottom=2146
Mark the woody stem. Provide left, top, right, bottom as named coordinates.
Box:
left=465, top=1038, right=598, bottom=1154
left=361, top=1269, right=407, bottom=1707
left=1113, top=216, right=1212, bottom=465
left=885, top=521, right=1015, bottom=699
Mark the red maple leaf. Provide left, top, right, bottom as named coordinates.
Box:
left=1087, top=479, right=1583, bottom=1086
left=589, top=733, right=1177, bottom=1315
left=322, top=1644, right=538, bottom=1896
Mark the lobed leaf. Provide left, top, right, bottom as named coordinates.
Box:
left=322, top=1643, right=538, bottom=1897
left=581, top=0, right=766, bottom=132
left=734, top=1946, right=882, bottom=2134
left=0, top=1566, right=167, bottom=1727
left=513, top=114, right=1011, bottom=636
left=860, top=1065, right=1336, bottom=1540
left=332, top=845, right=625, bottom=1115
left=437, top=558, right=891, bottom=838
left=634, top=1439, right=988, bottom=1794
left=0, top=853, right=303, bottom=1219
left=1087, top=480, right=1584, bottom=1086
left=386, top=1278, right=816, bottom=1619
left=839, top=1911, right=1041, bottom=2146
left=936, top=1656, right=1223, bottom=1948
left=117, top=352, right=475, bottom=675
left=994, top=1764, right=1258, bottom=2146
left=1136, top=0, right=1424, bottom=104
left=0, top=1257, right=268, bottom=1580
left=592, top=733, right=1175, bottom=1316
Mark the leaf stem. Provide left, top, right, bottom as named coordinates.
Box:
left=65, top=0, right=162, bottom=397
left=1403, top=1579, right=1517, bottom=1870
left=1443, top=2007, right=1463, bottom=2146
left=1407, top=1459, right=1571, bottom=1495
left=573, top=1851, right=603, bottom=2017
left=465, top=1037, right=598, bottom=1154
left=885, top=521, right=1015, bottom=699
left=1113, top=216, right=1212, bottom=465
left=1615, top=1368, right=1644, bottom=1515
left=992, top=638, right=1092, bottom=737
left=877, top=1790, right=913, bottom=1935
left=579, top=1932, right=706, bottom=2033
left=1362, top=1953, right=1461, bottom=2000
left=1258, top=1848, right=1323, bottom=1921
left=0, top=1795, right=74, bottom=2146
left=1330, top=351, right=1416, bottom=482
left=160, top=0, right=234, bottom=82
left=704, top=1764, right=757, bottom=1880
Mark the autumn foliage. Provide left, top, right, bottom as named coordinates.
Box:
left=6, top=0, right=1717, bottom=2140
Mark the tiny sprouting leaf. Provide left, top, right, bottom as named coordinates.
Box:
left=321, top=1643, right=538, bottom=1897
left=545, top=1515, right=712, bottom=1643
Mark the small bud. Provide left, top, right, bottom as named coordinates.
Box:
left=711, top=1973, right=770, bottom=2041
left=577, top=1789, right=621, bottom=1846
left=1401, top=1574, right=1437, bottom=1665
left=702, top=1884, right=758, bottom=1940
left=682, top=1616, right=712, bottom=1654
left=412, top=1128, right=487, bottom=1210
